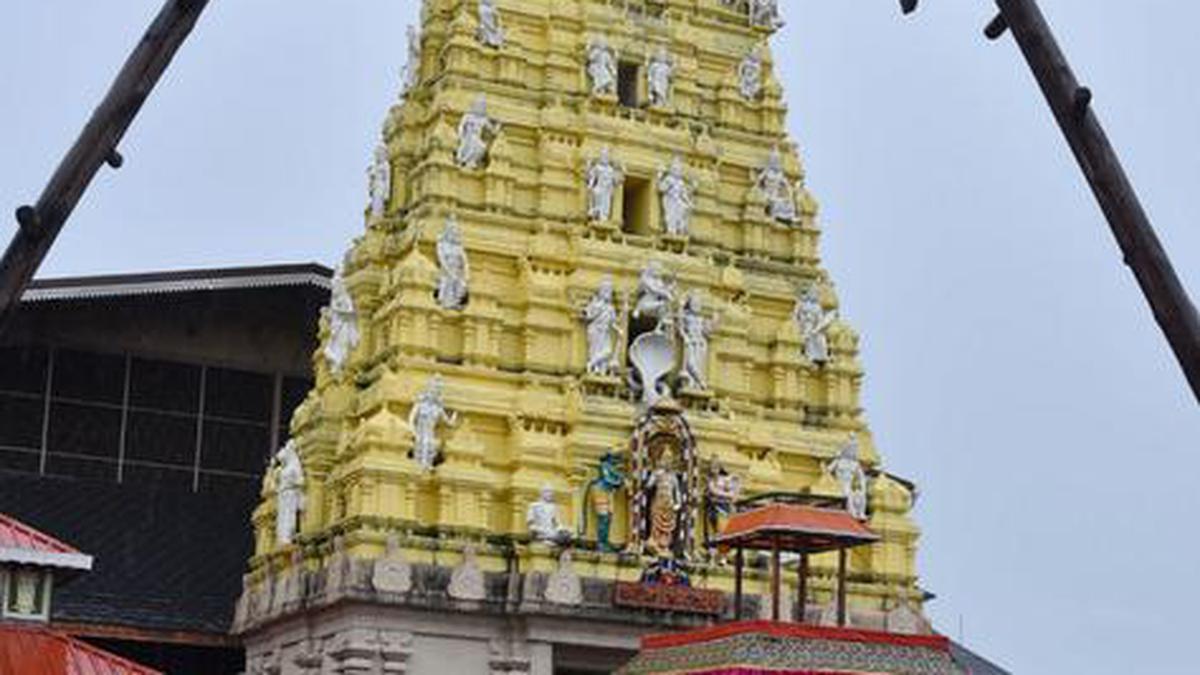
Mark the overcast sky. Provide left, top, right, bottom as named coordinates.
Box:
left=2, top=2, right=1197, bottom=672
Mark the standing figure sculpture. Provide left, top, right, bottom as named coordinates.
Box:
left=402, top=24, right=422, bottom=93
left=587, top=38, right=617, bottom=96
left=738, top=47, right=763, bottom=100
left=527, top=486, right=573, bottom=545
left=827, top=433, right=868, bottom=520
left=368, top=143, right=391, bottom=219
left=408, top=375, right=458, bottom=471
left=794, top=285, right=835, bottom=364
left=754, top=146, right=798, bottom=223
left=582, top=277, right=621, bottom=376
left=646, top=48, right=674, bottom=107
left=456, top=96, right=501, bottom=170
left=585, top=148, right=623, bottom=223
left=632, top=261, right=675, bottom=329
left=678, top=291, right=714, bottom=390
left=582, top=452, right=625, bottom=551
left=645, top=451, right=684, bottom=558
left=274, top=440, right=305, bottom=545
left=436, top=216, right=470, bottom=310
left=657, top=156, right=695, bottom=237
left=704, top=458, right=741, bottom=544
left=476, top=0, right=505, bottom=48
left=324, top=270, right=360, bottom=374
left=750, top=0, right=783, bottom=29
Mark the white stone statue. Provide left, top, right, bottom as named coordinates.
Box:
left=632, top=261, right=675, bottom=329
left=526, top=485, right=573, bottom=544
left=827, top=433, right=868, bottom=520
left=402, top=24, right=422, bottom=93
left=587, top=37, right=617, bottom=96
left=476, top=0, right=505, bottom=48
left=544, top=551, right=583, bottom=606
left=368, top=143, right=391, bottom=219
left=408, top=375, right=458, bottom=471
left=274, top=440, right=305, bottom=545
left=754, top=146, right=798, bottom=223
left=448, top=546, right=487, bottom=601
left=456, top=96, right=501, bottom=170
left=793, top=285, right=835, bottom=364
left=678, top=291, right=714, bottom=390
left=738, top=47, right=763, bottom=100
left=657, top=155, right=695, bottom=237
left=436, top=216, right=470, bottom=310
left=582, top=277, right=621, bottom=376
left=646, top=47, right=673, bottom=107
left=750, top=0, right=783, bottom=29
left=372, top=534, right=413, bottom=594
left=324, top=270, right=361, bottom=374
left=585, top=147, right=623, bottom=222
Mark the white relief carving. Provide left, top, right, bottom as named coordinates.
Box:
left=657, top=156, right=695, bottom=237
left=408, top=375, right=458, bottom=471
left=324, top=270, right=361, bottom=374
left=754, top=146, right=798, bottom=223
left=274, top=440, right=305, bottom=545
left=750, top=0, right=783, bottom=29
left=585, top=147, right=623, bottom=223
left=794, top=284, right=835, bottom=364
left=587, top=37, right=617, bottom=96
left=738, top=47, right=763, bottom=100
left=582, top=277, right=621, bottom=376
left=827, top=433, right=868, bottom=520
left=402, top=24, right=422, bottom=94
left=632, top=261, right=676, bottom=329
left=647, top=47, right=674, bottom=107
left=368, top=143, right=392, bottom=219
left=436, top=215, right=470, bottom=310
left=456, top=96, right=501, bottom=170
left=448, top=546, right=487, bottom=601
left=477, top=0, right=505, bottom=48
left=526, top=485, right=573, bottom=544
left=678, top=291, right=714, bottom=390
left=629, top=331, right=676, bottom=408
left=372, top=534, right=413, bottom=594
left=544, top=551, right=583, bottom=606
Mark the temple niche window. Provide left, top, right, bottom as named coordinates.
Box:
left=621, top=175, right=654, bottom=235
left=617, top=62, right=640, bottom=108
left=1, top=566, right=52, bottom=621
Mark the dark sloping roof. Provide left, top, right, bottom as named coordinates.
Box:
left=22, top=263, right=332, bottom=303
left=951, top=641, right=1011, bottom=674
left=0, top=472, right=257, bottom=636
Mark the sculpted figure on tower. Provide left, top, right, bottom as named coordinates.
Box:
left=582, top=277, right=621, bottom=376
left=476, top=0, right=505, bottom=48
left=794, top=284, right=835, bottom=364
left=402, top=25, right=421, bottom=93
left=527, top=486, right=573, bottom=544
left=678, top=292, right=714, bottom=390
left=436, top=216, right=470, bottom=310
left=456, top=96, right=500, bottom=170
left=273, top=441, right=305, bottom=545
left=647, top=48, right=674, bottom=106
left=828, top=433, right=869, bottom=520
left=632, top=261, right=675, bottom=329
left=408, top=376, right=458, bottom=471
left=657, top=156, right=695, bottom=237
left=755, top=146, right=798, bottom=223
left=368, top=143, right=391, bottom=219
left=738, top=47, right=763, bottom=100
left=585, top=147, right=623, bottom=223
left=323, top=270, right=360, bottom=374
left=587, top=38, right=617, bottom=96
left=751, top=0, right=784, bottom=29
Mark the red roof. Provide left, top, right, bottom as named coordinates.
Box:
left=0, top=625, right=162, bottom=675
left=640, top=620, right=952, bottom=653
left=0, top=514, right=92, bottom=572
left=713, top=503, right=879, bottom=553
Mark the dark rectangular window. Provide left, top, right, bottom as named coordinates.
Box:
left=622, top=176, right=654, bottom=235
left=0, top=346, right=48, bottom=395
left=618, top=62, right=640, bottom=107
left=130, top=358, right=200, bottom=414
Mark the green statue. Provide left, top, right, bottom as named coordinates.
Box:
left=582, top=451, right=626, bottom=552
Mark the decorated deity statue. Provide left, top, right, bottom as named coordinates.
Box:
left=582, top=277, right=621, bottom=376
left=678, top=291, right=713, bottom=390
left=657, top=155, right=694, bottom=237
left=750, top=0, right=784, bottom=29
left=476, top=0, right=505, bottom=48
left=632, top=261, right=675, bottom=329
left=274, top=440, right=305, bottom=545
left=585, top=147, right=623, bottom=223
left=436, top=216, right=470, bottom=310
left=646, top=451, right=684, bottom=558
left=705, top=457, right=741, bottom=543
left=408, top=375, right=458, bottom=471
left=794, top=284, right=835, bottom=364
left=827, top=433, right=868, bottom=520
left=587, top=37, right=617, bottom=96
left=456, top=96, right=501, bottom=170
left=583, top=451, right=626, bottom=551
left=738, top=47, right=763, bottom=100
left=646, top=47, right=673, bottom=107
left=368, top=143, right=391, bottom=219
left=527, top=485, right=573, bottom=545
left=402, top=25, right=422, bottom=93
left=754, top=146, right=798, bottom=223
left=323, top=270, right=360, bottom=375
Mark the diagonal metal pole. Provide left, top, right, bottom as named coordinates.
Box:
left=0, top=0, right=212, bottom=336
left=905, top=0, right=1200, bottom=403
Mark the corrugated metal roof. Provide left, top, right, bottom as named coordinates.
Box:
left=20, top=263, right=332, bottom=303
left=0, top=514, right=93, bottom=572
left=0, top=625, right=162, bottom=675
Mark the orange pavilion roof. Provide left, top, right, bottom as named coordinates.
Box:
left=0, top=625, right=162, bottom=675
left=713, top=503, right=879, bottom=553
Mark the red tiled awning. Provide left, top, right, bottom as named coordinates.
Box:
left=0, top=625, right=162, bottom=675
left=0, top=513, right=92, bottom=572
left=713, top=503, right=879, bottom=553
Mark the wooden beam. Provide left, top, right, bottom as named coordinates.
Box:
left=0, top=0, right=212, bottom=335
left=733, top=546, right=744, bottom=621
left=771, top=537, right=781, bottom=622
left=989, top=0, right=1200, bottom=403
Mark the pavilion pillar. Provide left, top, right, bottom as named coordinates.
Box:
left=837, top=547, right=848, bottom=627
left=771, top=537, right=781, bottom=621
left=734, top=547, right=744, bottom=621
left=796, top=552, right=809, bottom=624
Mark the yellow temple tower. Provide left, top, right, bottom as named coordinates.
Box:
left=237, top=1, right=928, bottom=672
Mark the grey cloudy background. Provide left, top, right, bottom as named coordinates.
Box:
left=2, top=2, right=1197, bottom=672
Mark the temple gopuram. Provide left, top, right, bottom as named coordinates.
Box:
left=235, top=1, right=956, bottom=672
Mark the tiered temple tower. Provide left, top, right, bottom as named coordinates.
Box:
left=238, top=1, right=927, bottom=672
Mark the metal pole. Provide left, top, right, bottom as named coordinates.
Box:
left=771, top=538, right=781, bottom=622
left=0, top=0, right=212, bottom=335
left=797, top=552, right=809, bottom=624
left=836, top=548, right=848, bottom=628
left=982, top=0, right=1200, bottom=403
left=733, top=547, right=744, bottom=621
